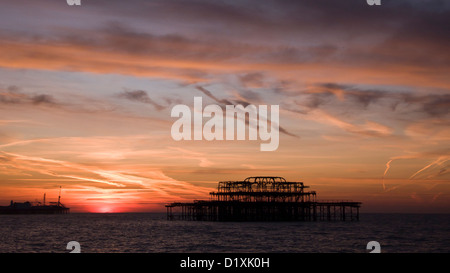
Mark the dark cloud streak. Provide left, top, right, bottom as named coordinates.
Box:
left=117, top=90, right=166, bottom=111
left=0, top=86, right=57, bottom=106
left=196, top=86, right=298, bottom=138
left=288, top=83, right=450, bottom=118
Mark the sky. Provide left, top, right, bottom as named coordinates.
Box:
left=0, top=0, right=449, bottom=213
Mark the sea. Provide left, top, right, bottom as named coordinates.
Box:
left=0, top=213, right=448, bottom=253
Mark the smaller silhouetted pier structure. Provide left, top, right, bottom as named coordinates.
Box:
left=166, top=176, right=361, bottom=221
left=0, top=187, right=70, bottom=214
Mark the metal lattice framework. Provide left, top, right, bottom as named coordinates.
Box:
left=166, top=176, right=361, bottom=222
left=211, top=176, right=316, bottom=202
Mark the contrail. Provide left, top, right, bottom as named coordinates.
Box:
left=383, top=159, right=393, bottom=177
left=409, top=156, right=449, bottom=179
left=381, top=154, right=449, bottom=191
left=381, top=159, right=393, bottom=191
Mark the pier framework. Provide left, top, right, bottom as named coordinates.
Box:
left=166, top=177, right=361, bottom=221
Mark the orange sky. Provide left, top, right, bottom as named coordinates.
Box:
left=0, top=0, right=448, bottom=213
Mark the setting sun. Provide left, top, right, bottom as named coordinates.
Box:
left=94, top=206, right=117, bottom=214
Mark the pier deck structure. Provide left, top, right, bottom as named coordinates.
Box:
left=166, top=177, right=361, bottom=221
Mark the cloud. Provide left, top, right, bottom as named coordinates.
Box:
left=31, top=94, right=57, bottom=105
left=0, top=86, right=58, bottom=106
left=232, top=88, right=263, bottom=105
left=195, top=86, right=234, bottom=106
left=405, top=118, right=450, bottom=142
left=316, top=83, right=387, bottom=108
left=238, top=72, right=265, bottom=88
left=286, top=83, right=450, bottom=119
left=309, top=109, right=394, bottom=137
left=117, top=89, right=165, bottom=110
left=0, top=30, right=212, bottom=82
left=0, top=151, right=211, bottom=201
left=0, top=84, right=125, bottom=115
left=404, top=94, right=450, bottom=117
left=167, top=147, right=214, bottom=168
left=1, top=0, right=449, bottom=88
left=195, top=85, right=298, bottom=138
left=0, top=86, right=28, bottom=104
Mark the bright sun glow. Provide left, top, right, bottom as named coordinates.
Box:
left=94, top=206, right=117, bottom=213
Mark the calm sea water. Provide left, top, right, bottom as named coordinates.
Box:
left=0, top=213, right=448, bottom=253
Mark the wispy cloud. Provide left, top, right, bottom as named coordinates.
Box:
left=0, top=151, right=211, bottom=206
left=0, top=85, right=119, bottom=114
left=300, top=109, right=394, bottom=137
left=0, top=86, right=58, bottom=106
left=196, top=85, right=298, bottom=138
left=287, top=83, right=450, bottom=118
left=2, top=0, right=449, bottom=88
left=117, top=89, right=165, bottom=110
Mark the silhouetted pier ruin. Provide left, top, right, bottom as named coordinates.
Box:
left=166, top=177, right=361, bottom=221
